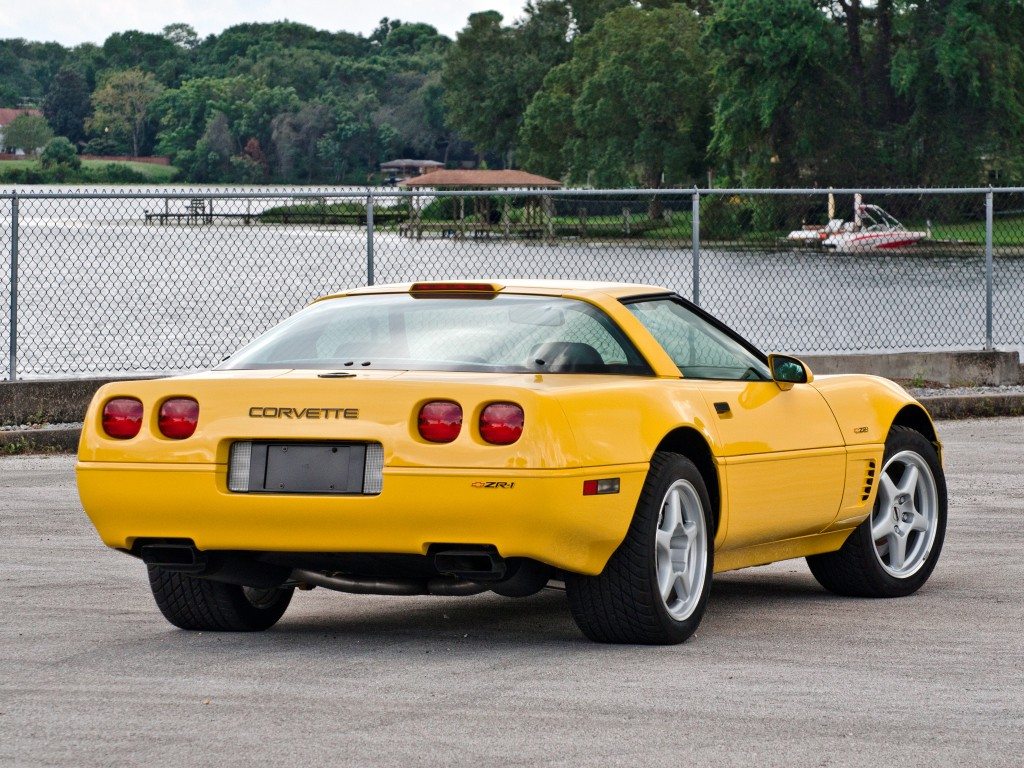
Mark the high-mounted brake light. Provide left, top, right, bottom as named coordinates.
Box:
left=102, top=398, right=144, bottom=439
left=158, top=398, right=200, bottom=439
left=479, top=402, right=524, bottom=445
left=410, top=282, right=501, bottom=294
left=418, top=401, right=463, bottom=443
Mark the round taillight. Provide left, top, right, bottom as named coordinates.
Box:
left=102, top=398, right=143, bottom=440
left=479, top=402, right=524, bottom=445
left=158, top=398, right=200, bottom=439
left=418, top=401, right=462, bottom=443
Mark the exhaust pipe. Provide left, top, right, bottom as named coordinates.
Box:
left=290, top=569, right=489, bottom=597
left=432, top=548, right=506, bottom=581
left=139, top=542, right=207, bottom=574
left=137, top=541, right=288, bottom=588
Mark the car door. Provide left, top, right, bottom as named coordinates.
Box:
left=624, top=296, right=846, bottom=549
left=696, top=379, right=845, bottom=548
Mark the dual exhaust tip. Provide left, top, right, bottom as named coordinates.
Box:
left=138, top=541, right=507, bottom=596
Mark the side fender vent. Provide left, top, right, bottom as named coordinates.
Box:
left=861, top=459, right=877, bottom=502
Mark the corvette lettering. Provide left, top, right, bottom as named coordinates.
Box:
left=249, top=407, right=359, bottom=419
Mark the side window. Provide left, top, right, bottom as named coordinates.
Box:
left=627, top=299, right=770, bottom=380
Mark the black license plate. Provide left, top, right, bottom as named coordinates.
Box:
left=248, top=442, right=367, bottom=494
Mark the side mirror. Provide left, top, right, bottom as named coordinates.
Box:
left=768, top=354, right=813, bottom=390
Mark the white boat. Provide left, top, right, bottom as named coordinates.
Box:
left=787, top=194, right=930, bottom=252
left=787, top=218, right=846, bottom=244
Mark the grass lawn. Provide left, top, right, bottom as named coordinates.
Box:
left=918, top=215, right=1024, bottom=246
left=0, top=158, right=179, bottom=181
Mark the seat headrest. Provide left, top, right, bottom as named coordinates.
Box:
left=528, top=341, right=605, bottom=373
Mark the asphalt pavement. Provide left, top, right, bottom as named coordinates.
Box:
left=1, top=417, right=1022, bottom=767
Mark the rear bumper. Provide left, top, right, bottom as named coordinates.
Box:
left=76, top=462, right=648, bottom=575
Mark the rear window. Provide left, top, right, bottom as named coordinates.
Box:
left=220, top=293, right=652, bottom=375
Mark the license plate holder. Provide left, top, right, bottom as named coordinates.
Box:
left=249, top=442, right=367, bottom=494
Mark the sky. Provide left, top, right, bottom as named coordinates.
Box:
left=1, top=0, right=529, bottom=46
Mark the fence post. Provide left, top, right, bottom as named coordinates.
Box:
left=366, top=190, right=375, bottom=286
left=691, top=189, right=701, bottom=306
left=9, top=194, right=18, bottom=381
left=984, top=189, right=994, bottom=351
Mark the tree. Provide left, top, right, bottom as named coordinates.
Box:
left=3, top=113, right=53, bottom=153
left=162, top=23, right=200, bottom=50
left=442, top=12, right=519, bottom=161
left=88, top=69, right=164, bottom=156
left=40, top=136, right=80, bottom=169
left=568, top=0, right=629, bottom=35
left=42, top=68, right=91, bottom=144
left=705, top=0, right=854, bottom=186
left=442, top=4, right=572, bottom=165
left=154, top=75, right=301, bottom=177
left=890, top=0, right=1024, bottom=184
left=520, top=5, right=709, bottom=194
left=101, top=31, right=180, bottom=77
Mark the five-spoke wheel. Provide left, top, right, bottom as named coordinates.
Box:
left=655, top=480, right=708, bottom=621
left=869, top=450, right=939, bottom=578
left=807, top=425, right=947, bottom=598
left=566, top=452, right=713, bottom=644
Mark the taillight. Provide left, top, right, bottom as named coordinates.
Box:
left=418, top=401, right=462, bottom=443
left=102, top=398, right=143, bottom=439
left=479, top=402, right=524, bottom=445
left=158, top=398, right=199, bottom=439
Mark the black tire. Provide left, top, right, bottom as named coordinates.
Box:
left=147, top=566, right=294, bottom=631
left=565, top=452, right=714, bottom=645
left=807, top=425, right=947, bottom=598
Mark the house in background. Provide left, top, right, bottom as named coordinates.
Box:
left=0, top=108, right=44, bottom=155
left=379, top=158, right=444, bottom=184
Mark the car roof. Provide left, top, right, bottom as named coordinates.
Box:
left=317, top=280, right=672, bottom=302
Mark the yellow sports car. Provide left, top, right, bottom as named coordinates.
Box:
left=77, top=281, right=946, bottom=644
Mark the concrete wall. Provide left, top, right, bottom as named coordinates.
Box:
left=802, top=350, right=1021, bottom=387
left=0, top=350, right=1020, bottom=428
left=0, top=377, right=152, bottom=426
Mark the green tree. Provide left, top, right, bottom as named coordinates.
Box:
left=443, top=3, right=572, bottom=165
left=442, top=12, right=519, bottom=162
left=154, top=75, right=300, bottom=176
left=568, top=0, right=629, bottom=35
left=520, top=5, right=709, bottom=193
left=162, top=23, right=200, bottom=51
left=88, top=69, right=164, bottom=156
left=705, top=0, right=853, bottom=186
left=42, top=68, right=91, bottom=144
left=3, top=113, right=53, bottom=153
left=40, top=136, right=80, bottom=169
left=101, top=31, right=181, bottom=79
left=890, top=0, right=1024, bottom=184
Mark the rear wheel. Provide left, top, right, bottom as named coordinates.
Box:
left=147, top=566, right=293, bottom=631
left=807, top=425, right=946, bottom=597
left=565, top=452, right=713, bottom=644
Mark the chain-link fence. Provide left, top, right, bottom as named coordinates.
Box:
left=1, top=187, right=1021, bottom=380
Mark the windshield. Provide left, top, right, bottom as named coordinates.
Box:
left=220, top=293, right=652, bottom=375
left=626, top=297, right=771, bottom=381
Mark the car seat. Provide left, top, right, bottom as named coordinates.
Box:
left=527, top=341, right=605, bottom=373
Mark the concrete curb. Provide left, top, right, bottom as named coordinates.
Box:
left=0, top=427, right=81, bottom=453
left=918, top=393, right=1024, bottom=420
left=2, top=393, right=1019, bottom=455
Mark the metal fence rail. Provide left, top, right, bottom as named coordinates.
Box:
left=1, top=186, right=1021, bottom=380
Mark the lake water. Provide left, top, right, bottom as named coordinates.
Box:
left=1, top=187, right=1021, bottom=378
